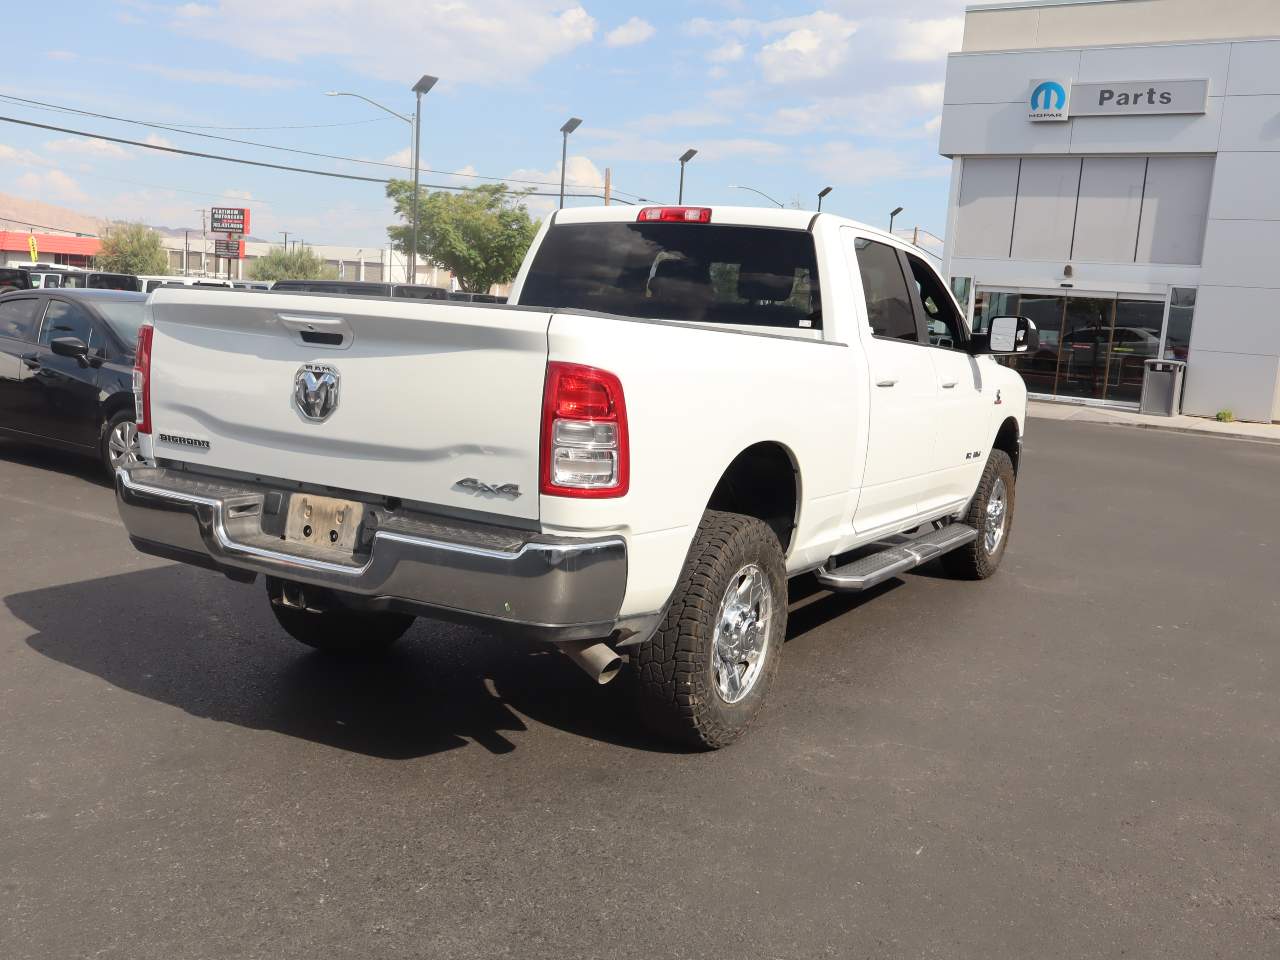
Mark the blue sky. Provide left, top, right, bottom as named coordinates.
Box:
left=1, top=0, right=965, bottom=249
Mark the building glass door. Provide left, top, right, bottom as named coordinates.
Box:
left=973, top=288, right=1171, bottom=406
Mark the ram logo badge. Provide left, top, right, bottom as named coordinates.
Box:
left=293, top=363, right=341, bottom=422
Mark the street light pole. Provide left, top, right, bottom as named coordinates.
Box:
left=729, top=184, right=784, bottom=208
left=409, top=75, right=438, bottom=284
left=889, top=206, right=904, bottom=233
left=325, top=82, right=434, bottom=285
left=559, top=117, right=582, bottom=209
left=817, top=186, right=833, bottom=212
left=678, top=148, right=697, bottom=204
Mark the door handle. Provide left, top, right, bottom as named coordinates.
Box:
left=20, top=352, right=39, bottom=371
left=875, top=378, right=898, bottom=388
left=941, top=381, right=958, bottom=389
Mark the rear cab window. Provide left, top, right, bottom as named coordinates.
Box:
left=519, top=220, right=823, bottom=334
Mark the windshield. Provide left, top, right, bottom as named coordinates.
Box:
left=520, top=222, right=822, bottom=330
left=94, top=300, right=148, bottom=346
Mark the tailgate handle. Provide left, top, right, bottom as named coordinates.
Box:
left=277, top=314, right=353, bottom=350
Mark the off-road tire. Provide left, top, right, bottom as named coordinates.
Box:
left=942, top=449, right=1016, bottom=580
left=632, top=510, right=787, bottom=750
left=267, top=582, right=414, bottom=655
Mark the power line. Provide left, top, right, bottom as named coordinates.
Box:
left=0, top=114, right=629, bottom=202
left=0, top=216, right=98, bottom=236
left=0, top=93, right=648, bottom=200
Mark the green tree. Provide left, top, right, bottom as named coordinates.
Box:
left=95, top=221, right=170, bottom=275
left=247, top=246, right=338, bottom=282
left=386, top=182, right=538, bottom=293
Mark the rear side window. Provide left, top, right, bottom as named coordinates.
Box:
left=0, top=298, right=43, bottom=340
left=520, top=222, right=822, bottom=330
left=853, top=238, right=918, bottom=342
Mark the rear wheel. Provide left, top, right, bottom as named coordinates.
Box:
left=942, top=449, right=1016, bottom=580
left=100, top=408, right=141, bottom=476
left=267, top=579, right=414, bottom=655
left=632, top=510, right=786, bottom=750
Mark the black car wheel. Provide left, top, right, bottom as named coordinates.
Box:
left=100, top=408, right=141, bottom=476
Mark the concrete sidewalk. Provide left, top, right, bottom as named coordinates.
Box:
left=1028, top=399, right=1280, bottom=444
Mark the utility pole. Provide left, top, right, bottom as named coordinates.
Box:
left=603, top=167, right=612, bottom=206
left=280, top=230, right=289, bottom=251
left=183, top=230, right=190, bottom=276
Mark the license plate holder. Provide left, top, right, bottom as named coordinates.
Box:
left=284, top=493, right=364, bottom=554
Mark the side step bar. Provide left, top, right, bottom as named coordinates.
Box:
left=816, top=523, right=978, bottom=592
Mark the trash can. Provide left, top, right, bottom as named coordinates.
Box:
left=1139, top=359, right=1186, bottom=416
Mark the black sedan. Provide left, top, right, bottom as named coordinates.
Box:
left=0, top=289, right=146, bottom=476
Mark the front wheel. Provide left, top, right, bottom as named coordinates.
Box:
left=942, top=449, right=1016, bottom=580
left=632, top=510, right=787, bottom=750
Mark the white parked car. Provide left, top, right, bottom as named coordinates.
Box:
left=115, top=205, right=1035, bottom=748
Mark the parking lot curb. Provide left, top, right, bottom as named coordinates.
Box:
left=1029, top=409, right=1280, bottom=446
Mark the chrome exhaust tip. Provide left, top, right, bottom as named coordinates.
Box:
left=559, top=639, right=623, bottom=685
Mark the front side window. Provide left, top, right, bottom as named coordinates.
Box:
left=852, top=237, right=917, bottom=341
left=520, top=222, right=822, bottom=330
left=40, top=300, right=96, bottom=349
left=0, top=298, right=44, bottom=341
left=906, top=254, right=965, bottom=350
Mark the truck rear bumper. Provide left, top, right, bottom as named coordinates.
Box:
left=116, top=465, right=630, bottom=642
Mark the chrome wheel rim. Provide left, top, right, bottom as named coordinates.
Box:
left=711, top=563, right=772, bottom=705
left=107, top=420, right=141, bottom=470
left=984, top=477, right=1008, bottom=554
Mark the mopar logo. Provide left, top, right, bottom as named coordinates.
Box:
left=1030, top=81, right=1066, bottom=111
left=293, top=362, right=341, bottom=422
left=1028, top=79, right=1070, bottom=121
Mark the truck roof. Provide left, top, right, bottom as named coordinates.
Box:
left=550, top=204, right=900, bottom=243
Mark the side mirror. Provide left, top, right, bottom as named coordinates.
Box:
left=50, top=336, right=89, bottom=361
left=974, top=315, right=1038, bottom=356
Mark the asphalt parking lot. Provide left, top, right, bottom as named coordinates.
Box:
left=2, top=419, right=1278, bottom=959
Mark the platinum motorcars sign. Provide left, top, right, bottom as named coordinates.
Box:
left=1029, top=78, right=1208, bottom=121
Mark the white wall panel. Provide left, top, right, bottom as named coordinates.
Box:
left=939, top=102, right=1074, bottom=157
left=1068, top=98, right=1224, bottom=154
left=1198, top=217, right=1280, bottom=286
left=1072, top=157, right=1146, bottom=262
left=1135, top=157, right=1213, bottom=265
left=1207, top=151, right=1280, bottom=221
left=944, top=50, right=1082, bottom=104
left=1188, top=285, right=1280, bottom=355
left=1077, top=42, right=1231, bottom=96
left=1010, top=158, right=1081, bottom=261
left=1218, top=94, right=1280, bottom=152
left=1225, top=40, right=1280, bottom=96
left=954, top=158, right=1020, bottom=259
left=1180, top=350, right=1280, bottom=422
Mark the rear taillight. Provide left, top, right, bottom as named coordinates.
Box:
left=637, top=206, right=712, bottom=223
left=133, top=323, right=153, bottom=434
left=540, top=362, right=628, bottom=498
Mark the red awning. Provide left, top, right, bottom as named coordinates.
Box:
left=0, top=232, right=101, bottom=257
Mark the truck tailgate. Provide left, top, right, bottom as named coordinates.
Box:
left=145, top=288, right=550, bottom=521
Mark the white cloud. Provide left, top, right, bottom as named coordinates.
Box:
left=0, top=144, right=42, bottom=165
left=506, top=155, right=604, bottom=219
left=45, top=50, right=77, bottom=61
left=134, top=63, right=298, bottom=89
left=44, top=137, right=130, bottom=159
left=766, top=82, right=946, bottom=137
left=807, top=142, right=949, bottom=184
left=223, top=189, right=253, bottom=200
left=144, top=133, right=176, bottom=148
left=708, top=40, right=744, bottom=64
left=174, top=2, right=214, bottom=17
left=170, top=1, right=597, bottom=86
left=16, top=169, right=88, bottom=204
left=889, top=17, right=964, bottom=61
left=605, top=16, right=654, bottom=47
left=757, top=12, right=858, bottom=84
left=384, top=147, right=413, bottom=168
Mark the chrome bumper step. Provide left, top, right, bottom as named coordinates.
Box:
left=815, top=523, right=978, bottom=592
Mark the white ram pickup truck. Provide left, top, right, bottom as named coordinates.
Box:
left=116, top=205, right=1037, bottom=748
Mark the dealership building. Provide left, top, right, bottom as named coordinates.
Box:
left=940, top=0, right=1280, bottom=421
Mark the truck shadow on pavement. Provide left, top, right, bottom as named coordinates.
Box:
left=8, top=564, right=891, bottom=760
left=0, top=438, right=110, bottom=486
